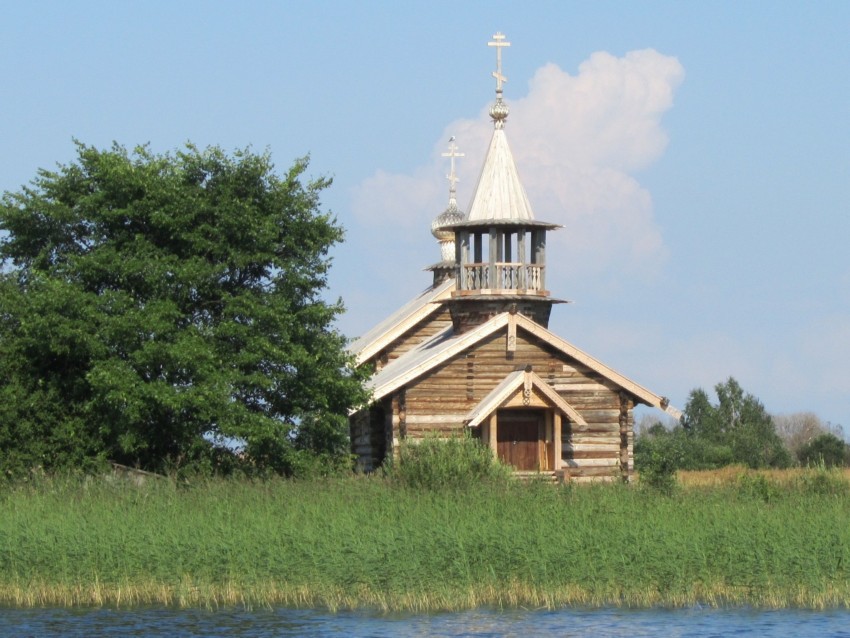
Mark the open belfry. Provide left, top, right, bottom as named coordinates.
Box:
left=349, top=33, right=679, bottom=481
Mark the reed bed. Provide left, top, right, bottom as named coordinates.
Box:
left=1, top=471, right=849, bottom=611
left=678, top=465, right=850, bottom=488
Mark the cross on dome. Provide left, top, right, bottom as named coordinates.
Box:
left=441, top=136, right=464, bottom=194
left=487, top=32, right=511, bottom=127
left=430, top=137, right=466, bottom=275
left=488, top=32, right=511, bottom=94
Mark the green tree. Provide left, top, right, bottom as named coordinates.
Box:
left=797, top=433, right=850, bottom=468
left=681, top=378, right=790, bottom=469
left=0, top=142, right=369, bottom=477
left=636, top=378, right=791, bottom=474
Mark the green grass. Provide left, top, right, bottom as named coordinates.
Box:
left=1, top=471, right=849, bottom=610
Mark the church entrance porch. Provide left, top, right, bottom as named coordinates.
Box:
left=465, top=367, right=580, bottom=475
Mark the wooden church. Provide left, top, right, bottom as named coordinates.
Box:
left=349, top=33, right=679, bottom=482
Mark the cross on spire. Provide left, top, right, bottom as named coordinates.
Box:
left=441, top=136, right=464, bottom=193
left=488, top=32, right=511, bottom=94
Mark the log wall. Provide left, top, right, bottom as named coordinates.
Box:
left=400, top=329, right=634, bottom=481
left=352, top=316, right=637, bottom=481
left=351, top=401, right=389, bottom=473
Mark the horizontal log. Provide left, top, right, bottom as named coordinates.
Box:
left=569, top=425, right=621, bottom=435
left=568, top=432, right=620, bottom=441
left=565, top=458, right=619, bottom=468
left=570, top=409, right=620, bottom=420
left=407, top=393, right=477, bottom=414
left=563, top=394, right=620, bottom=404
left=573, top=466, right=622, bottom=477
left=570, top=451, right=621, bottom=460
left=552, top=382, right=611, bottom=392
left=404, top=414, right=468, bottom=424
left=404, top=403, right=476, bottom=413
left=564, top=443, right=621, bottom=453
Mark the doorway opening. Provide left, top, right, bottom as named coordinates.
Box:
left=495, top=409, right=550, bottom=471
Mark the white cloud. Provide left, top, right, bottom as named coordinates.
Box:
left=350, top=48, right=684, bottom=293
left=510, top=51, right=684, bottom=173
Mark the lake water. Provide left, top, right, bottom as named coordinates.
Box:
left=2, top=606, right=850, bottom=637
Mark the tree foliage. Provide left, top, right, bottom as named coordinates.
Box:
left=0, top=142, right=369, bottom=477
left=797, top=433, right=850, bottom=468
left=682, top=378, right=791, bottom=469
left=773, top=411, right=828, bottom=457
left=773, top=411, right=846, bottom=464
left=635, top=377, right=791, bottom=473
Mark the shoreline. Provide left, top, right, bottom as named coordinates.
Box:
left=2, top=579, right=850, bottom=611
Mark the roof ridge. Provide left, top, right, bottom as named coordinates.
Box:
left=362, top=310, right=680, bottom=418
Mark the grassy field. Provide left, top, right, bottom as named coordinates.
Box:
left=1, top=469, right=849, bottom=611
left=678, top=465, right=850, bottom=487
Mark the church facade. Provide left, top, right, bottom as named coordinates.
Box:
left=348, top=34, right=678, bottom=482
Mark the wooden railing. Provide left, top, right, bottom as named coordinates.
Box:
left=462, top=262, right=544, bottom=291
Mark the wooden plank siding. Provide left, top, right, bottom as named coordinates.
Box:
left=395, top=327, right=634, bottom=481
left=352, top=308, right=638, bottom=481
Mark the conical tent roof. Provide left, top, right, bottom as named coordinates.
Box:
left=466, top=127, right=535, bottom=223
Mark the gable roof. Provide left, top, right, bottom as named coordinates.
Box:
left=465, top=368, right=588, bottom=426
left=365, top=311, right=682, bottom=418
left=348, top=278, right=454, bottom=366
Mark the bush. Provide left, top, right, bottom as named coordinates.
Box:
left=388, top=432, right=512, bottom=490
left=795, top=467, right=849, bottom=497
left=736, top=473, right=779, bottom=503
left=637, top=443, right=678, bottom=494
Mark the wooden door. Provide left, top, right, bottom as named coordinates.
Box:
left=497, top=420, right=540, bottom=470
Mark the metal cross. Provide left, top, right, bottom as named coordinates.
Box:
left=488, top=32, right=511, bottom=93
left=442, top=136, right=464, bottom=192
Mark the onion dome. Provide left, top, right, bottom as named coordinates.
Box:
left=432, top=201, right=464, bottom=260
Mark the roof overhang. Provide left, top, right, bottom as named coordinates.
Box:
left=441, top=219, right=561, bottom=231
left=514, top=316, right=683, bottom=419
left=357, top=310, right=681, bottom=419
left=465, top=367, right=588, bottom=427
left=348, top=278, right=455, bottom=366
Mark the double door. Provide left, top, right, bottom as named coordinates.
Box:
left=496, top=414, right=544, bottom=471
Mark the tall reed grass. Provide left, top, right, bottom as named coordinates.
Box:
left=1, top=470, right=849, bottom=610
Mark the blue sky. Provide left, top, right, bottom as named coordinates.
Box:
left=2, top=1, right=849, bottom=427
